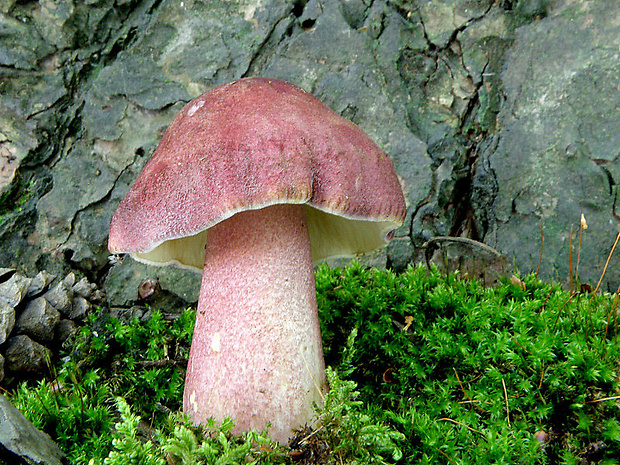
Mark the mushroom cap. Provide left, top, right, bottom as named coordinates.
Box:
left=108, top=77, right=407, bottom=270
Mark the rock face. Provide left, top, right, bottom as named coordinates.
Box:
left=4, top=335, right=52, bottom=374
left=474, top=1, right=620, bottom=286
left=16, top=298, right=61, bottom=343
left=0, top=393, right=64, bottom=465
left=0, top=0, right=619, bottom=292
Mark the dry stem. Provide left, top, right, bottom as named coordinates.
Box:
left=437, top=417, right=484, bottom=436
left=590, top=231, right=620, bottom=299
left=502, top=378, right=510, bottom=427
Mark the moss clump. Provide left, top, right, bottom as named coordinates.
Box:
left=316, top=263, right=620, bottom=463
left=7, top=263, right=620, bottom=464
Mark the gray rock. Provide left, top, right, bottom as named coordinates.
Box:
left=423, top=236, right=511, bottom=286
left=56, top=319, right=77, bottom=345
left=68, top=295, right=90, bottom=321
left=0, top=393, right=64, bottom=465
left=105, top=259, right=200, bottom=307
left=26, top=271, right=56, bottom=299
left=0, top=300, right=15, bottom=346
left=0, top=353, right=4, bottom=381
left=412, top=0, right=493, bottom=48
left=110, top=306, right=145, bottom=322
left=91, top=289, right=106, bottom=303
left=0, top=268, right=15, bottom=281
left=72, top=277, right=93, bottom=299
left=476, top=0, right=620, bottom=287
left=4, top=335, right=52, bottom=374
left=42, top=274, right=74, bottom=315
left=387, top=237, right=415, bottom=273
left=30, top=0, right=76, bottom=51
left=0, top=273, right=32, bottom=308
left=62, top=272, right=75, bottom=288
left=15, top=297, right=61, bottom=343
left=1, top=0, right=620, bottom=296
left=0, top=13, right=54, bottom=70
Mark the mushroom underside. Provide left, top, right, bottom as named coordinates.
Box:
left=133, top=204, right=400, bottom=271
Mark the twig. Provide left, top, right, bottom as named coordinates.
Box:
left=437, top=447, right=458, bottom=465
left=611, top=283, right=620, bottom=345
left=458, top=400, right=481, bottom=405
left=512, top=337, right=532, bottom=355
left=453, top=368, right=485, bottom=413
left=502, top=378, right=510, bottom=427
left=590, top=231, right=620, bottom=299
left=537, top=287, right=554, bottom=314
left=587, top=230, right=620, bottom=344
left=135, top=359, right=187, bottom=368
left=453, top=368, right=473, bottom=403
left=553, top=294, right=574, bottom=331
left=437, top=417, right=485, bottom=436
left=31, top=389, right=54, bottom=420
left=425, top=236, right=503, bottom=258
left=537, top=362, right=546, bottom=390
left=585, top=395, right=620, bottom=404
left=603, top=294, right=618, bottom=346
left=614, top=300, right=618, bottom=344
left=302, top=351, right=325, bottom=403
left=298, top=425, right=324, bottom=445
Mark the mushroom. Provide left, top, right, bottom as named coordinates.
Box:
left=108, top=77, right=407, bottom=444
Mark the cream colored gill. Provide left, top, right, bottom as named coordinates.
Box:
left=132, top=205, right=401, bottom=270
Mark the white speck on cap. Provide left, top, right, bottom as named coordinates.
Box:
left=188, top=100, right=205, bottom=117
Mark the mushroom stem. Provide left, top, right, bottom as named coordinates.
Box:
left=183, top=204, right=327, bottom=444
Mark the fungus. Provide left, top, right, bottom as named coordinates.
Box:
left=108, top=77, right=407, bottom=444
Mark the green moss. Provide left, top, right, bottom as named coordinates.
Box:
left=316, top=263, right=620, bottom=463
left=7, top=264, right=620, bottom=463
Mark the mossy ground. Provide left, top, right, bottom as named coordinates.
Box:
left=5, top=263, right=620, bottom=464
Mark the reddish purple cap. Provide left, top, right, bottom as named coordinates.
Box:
left=109, top=78, right=407, bottom=270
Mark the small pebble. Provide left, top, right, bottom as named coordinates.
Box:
left=534, top=430, right=548, bottom=446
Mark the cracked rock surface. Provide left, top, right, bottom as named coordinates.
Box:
left=0, top=0, right=619, bottom=294
left=475, top=0, right=620, bottom=286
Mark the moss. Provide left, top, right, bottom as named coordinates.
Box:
left=7, top=264, right=620, bottom=463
